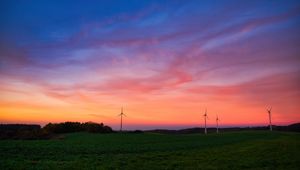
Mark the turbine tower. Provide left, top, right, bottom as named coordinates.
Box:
left=267, top=107, right=272, bottom=131
left=118, top=107, right=126, bottom=132
left=204, top=108, right=208, bottom=134
left=216, top=115, right=219, bottom=133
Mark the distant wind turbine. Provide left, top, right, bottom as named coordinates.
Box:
left=118, top=107, right=126, bottom=132
left=204, top=108, right=208, bottom=134
left=216, top=115, right=220, bottom=133
left=267, top=106, right=272, bottom=131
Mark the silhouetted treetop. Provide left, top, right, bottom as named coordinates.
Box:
left=43, top=122, right=113, bottom=133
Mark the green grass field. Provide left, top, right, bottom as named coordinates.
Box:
left=0, top=131, right=299, bottom=169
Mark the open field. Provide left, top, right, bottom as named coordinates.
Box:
left=0, top=131, right=299, bottom=169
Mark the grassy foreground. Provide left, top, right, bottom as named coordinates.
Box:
left=0, top=131, right=299, bottom=169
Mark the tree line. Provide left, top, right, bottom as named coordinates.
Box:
left=0, top=122, right=113, bottom=140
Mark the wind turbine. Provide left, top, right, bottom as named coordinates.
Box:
left=118, top=107, right=126, bottom=132
left=203, top=108, right=208, bottom=134
left=267, top=106, right=272, bottom=131
left=216, top=115, right=220, bottom=133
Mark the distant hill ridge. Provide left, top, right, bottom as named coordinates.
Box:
left=145, top=123, right=300, bottom=134
left=0, top=122, right=299, bottom=139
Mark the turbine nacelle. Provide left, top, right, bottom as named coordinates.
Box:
left=203, top=108, right=208, bottom=119
left=118, top=113, right=126, bottom=117
left=267, top=106, right=272, bottom=114
left=117, top=107, right=127, bottom=117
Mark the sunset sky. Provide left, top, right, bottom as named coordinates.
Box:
left=0, top=0, right=300, bottom=130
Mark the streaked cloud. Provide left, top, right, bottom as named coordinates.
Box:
left=0, top=0, right=300, bottom=129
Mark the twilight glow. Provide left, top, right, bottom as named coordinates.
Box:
left=0, top=0, right=300, bottom=130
